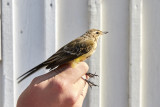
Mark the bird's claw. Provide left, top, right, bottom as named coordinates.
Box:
left=81, top=77, right=98, bottom=88
left=86, top=72, right=99, bottom=78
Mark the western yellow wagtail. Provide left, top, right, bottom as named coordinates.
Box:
left=17, top=29, right=108, bottom=86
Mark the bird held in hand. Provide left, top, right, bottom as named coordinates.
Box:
left=17, top=29, right=108, bottom=86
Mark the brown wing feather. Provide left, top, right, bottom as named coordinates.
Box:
left=44, top=38, right=95, bottom=69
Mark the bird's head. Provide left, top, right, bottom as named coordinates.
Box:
left=86, top=29, right=108, bottom=38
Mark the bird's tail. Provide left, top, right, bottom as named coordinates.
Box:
left=17, top=63, right=45, bottom=83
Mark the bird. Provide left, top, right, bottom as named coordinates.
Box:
left=17, top=29, right=108, bottom=86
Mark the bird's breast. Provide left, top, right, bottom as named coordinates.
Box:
left=81, top=42, right=97, bottom=60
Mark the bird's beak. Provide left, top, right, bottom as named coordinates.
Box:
left=103, top=31, right=108, bottom=34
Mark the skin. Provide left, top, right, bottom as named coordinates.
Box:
left=17, top=62, right=89, bottom=107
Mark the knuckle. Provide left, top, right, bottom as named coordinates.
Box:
left=50, top=78, right=66, bottom=93
left=65, top=93, right=78, bottom=105
left=31, top=77, right=39, bottom=84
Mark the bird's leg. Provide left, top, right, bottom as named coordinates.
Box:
left=81, top=77, right=98, bottom=88
left=86, top=72, right=99, bottom=78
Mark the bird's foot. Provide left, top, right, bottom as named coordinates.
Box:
left=81, top=77, right=98, bottom=88
left=86, top=72, right=99, bottom=78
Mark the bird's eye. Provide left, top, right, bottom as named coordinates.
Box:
left=96, top=32, right=99, bottom=34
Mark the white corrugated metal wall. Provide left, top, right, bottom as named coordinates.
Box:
left=1, top=0, right=160, bottom=107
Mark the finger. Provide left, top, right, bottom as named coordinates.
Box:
left=73, top=75, right=89, bottom=97
left=33, top=64, right=70, bottom=84
left=74, top=76, right=86, bottom=89
left=43, top=64, right=70, bottom=78
left=80, top=82, right=88, bottom=98
left=31, top=62, right=89, bottom=84
left=73, top=82, right=89, bottom=106
left=74, top=74, right=89, bottom=86
left=58, top=62, right=89, bottom=83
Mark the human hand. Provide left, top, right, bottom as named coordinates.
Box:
left=17, top=62, right=89, bottom=107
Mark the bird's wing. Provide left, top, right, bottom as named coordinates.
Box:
left=44, top=39, right=94, bottom=69
left=63, top=38, right=95, bottom=56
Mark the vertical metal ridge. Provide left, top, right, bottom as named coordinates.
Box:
left=44, top=0, right=56, bottom=61
left=88, top=0, right=101, bottom=107
left=2, top=0, right=14, bottom=106
left=129, top=0, right=142, bottom=107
